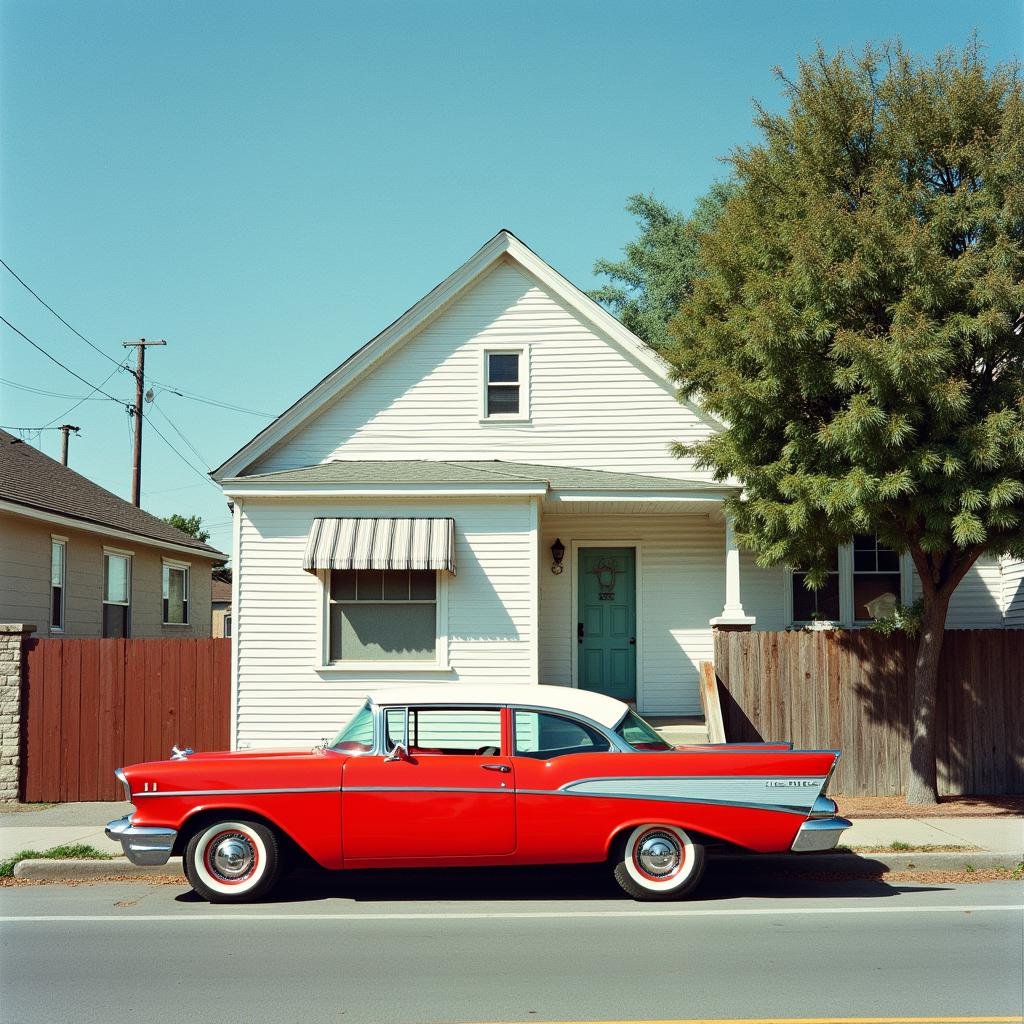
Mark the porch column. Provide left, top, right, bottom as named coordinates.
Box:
left=710, top=515, right=755, bottom=629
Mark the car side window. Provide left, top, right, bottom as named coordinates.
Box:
left=403, top=708, right=502, bottom=755
left=513, top=711, right=610, bottom=759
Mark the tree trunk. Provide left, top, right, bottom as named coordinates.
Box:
left=905, top=590, right=952, bottom=805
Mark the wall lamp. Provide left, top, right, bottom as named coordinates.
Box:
left=550, top=538, right=566, bottom=575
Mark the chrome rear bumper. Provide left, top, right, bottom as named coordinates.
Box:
left=790, top=815, right=852, bottom=853
left=105, top=816, right=177, bottom=866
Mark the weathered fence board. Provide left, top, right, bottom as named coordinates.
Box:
left=713, top=629, right=1024, bottom=796
left=22, top=638, right=231, bottom=802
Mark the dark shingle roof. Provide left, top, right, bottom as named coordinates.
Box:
left=230, top=459, right=730, bottom=492
left=0, top=431, right=227, bottom=559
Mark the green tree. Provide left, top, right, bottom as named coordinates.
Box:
left=164, top=513, right=211, bottom=544
left=664, top=41, right=1024, bottom=804
left=591, top=184, right=734, bottom=352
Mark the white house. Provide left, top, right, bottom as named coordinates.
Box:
left=213, top=230, right=1023, bottom=749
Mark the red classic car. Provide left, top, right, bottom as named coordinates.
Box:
left=106, top=684, right=850, bottom=902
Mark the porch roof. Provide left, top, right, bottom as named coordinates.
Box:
left=224, top=459, right=736, bottom=500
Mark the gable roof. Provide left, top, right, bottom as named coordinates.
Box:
left=224, top=459, right=730, bottom=494
left=212, top=229, right=696, bottom=482
left=0, top=430, right=228, bottom=560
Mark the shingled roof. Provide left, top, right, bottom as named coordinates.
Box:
left=0, top=430, right=227, bottom=559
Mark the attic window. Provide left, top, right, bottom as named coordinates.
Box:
left=482, top=347, right=529, bottom=420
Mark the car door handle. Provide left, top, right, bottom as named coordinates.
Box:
left=481, top=763, right=511, bottom=773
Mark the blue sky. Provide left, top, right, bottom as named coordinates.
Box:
left=2, top=0, right=1020, bottom=557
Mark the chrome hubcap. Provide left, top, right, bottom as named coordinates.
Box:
left=636, top=832, right=681, bottom=877
left=210, top=834, right=255, bottom=880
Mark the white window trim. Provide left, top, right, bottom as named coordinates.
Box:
left=316, top=568, right=451, bottom=673
left=50, top=535, right=67, bottom=634
left=102, top=549, right=132, bottom=637
left=161, top=558, right=191, bottom=626
left=786, top=538, right=910, bottom=628
left=479, top=344, right=531, bottom=422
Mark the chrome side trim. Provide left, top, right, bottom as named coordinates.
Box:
left=105, top=816, right=177, bottom=866
left=515, top=788, right=812, bottom=816
left=133, top=786, right=341, bottom=798
left=790, top=816, right=852, bottom=853
left=344, top=786, right=512, bottom=795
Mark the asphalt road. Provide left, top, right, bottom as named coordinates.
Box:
left=1, top=864, right=1021, bottom=1024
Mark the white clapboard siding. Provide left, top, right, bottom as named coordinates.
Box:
left=539, top=514, right=727, bottom=717
left=250, top=261, right=717, bottom=480
left=236, top=497, right=535, bottom=748
left=1002, top=556, right=1024, bottom=627
left=911, top=554, right=1005, bottom=627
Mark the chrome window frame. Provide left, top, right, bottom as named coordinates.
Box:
left=364, top=699, right=632, bottom=757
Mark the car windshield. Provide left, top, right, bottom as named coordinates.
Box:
left=615, top=709, right=673, bottom=751
left=331, top=702, right=375, bottom=753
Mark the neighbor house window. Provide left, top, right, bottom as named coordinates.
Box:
left=50, top=539, right=66, bottom=632
left=482, top=347, right=528, bottom=418
left=162, top=562, right=190, bottom=625
left=102, top=552, right=131, bottom=638
left=328, top=569, right=437, bottom=663
left=852, top=533, right=901, bottom=622
left=791, top=548, right=840, bottom=623
left=789, top=533, right=906, bottom=626
left=223, top=613, right=232, bottom=638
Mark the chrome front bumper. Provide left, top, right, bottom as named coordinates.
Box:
left=790, top=816, right=852, bottom=853
left=105, top=816, right=177, bottom=866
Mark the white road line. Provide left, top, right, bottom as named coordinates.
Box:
left=2, top=904, right=1021, bottom=923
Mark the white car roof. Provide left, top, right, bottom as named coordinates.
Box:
left=366, top=684, right=630, bottom=730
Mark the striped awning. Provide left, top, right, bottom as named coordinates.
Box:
left=303, top=517, right=456, bottom=575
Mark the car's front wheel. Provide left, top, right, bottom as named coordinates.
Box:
left=612, top=824, right=706, bottom=901
left=184, top=819, right=281, bottom=903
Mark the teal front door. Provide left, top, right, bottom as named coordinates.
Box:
left=578, top=547, right=636, bottom=701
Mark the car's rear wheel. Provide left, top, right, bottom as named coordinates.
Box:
left=184, top=819, right=281, bottom=903
left=612, top=824, right=706, bottom=901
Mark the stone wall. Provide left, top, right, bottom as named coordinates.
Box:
left=0, top=624, right=32, bottom=803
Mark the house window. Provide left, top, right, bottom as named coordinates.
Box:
left=791, top=548, right=840, bottom=623
left=102, top=553, right=131, bottom=638
left=789, top=533, right=906, bottom=626
left=50, top=539, right=66, bottom=632
left=162, top=562, right=190, bottom=625
left=328, top=569, right=437, bottom=663
left=223, top=613, right=232, bottom=638
left=853, top=533, right=901, bottom=622
left=482, top=347, right=528, bottom=418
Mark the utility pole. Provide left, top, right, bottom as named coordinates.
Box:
left=58, top=424, right=80, bottom=466
left=122, top=338, right=166, bottom=506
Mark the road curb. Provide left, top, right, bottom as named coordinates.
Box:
left=10, top=850, right=1021, bottom=882
left=13, top=857, right=186, bottom=880
left=718, top=850, right=1023, bottom=873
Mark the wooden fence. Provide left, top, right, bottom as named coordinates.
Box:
left=712, top=629, right=1024, bottom=796
left=21, top=638, right=231, bottom=802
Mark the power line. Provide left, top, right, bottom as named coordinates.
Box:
left=0, top=378, right=111, bottom=401
left=0, top=314, right=130, bottom=406
left=0, top=257, right=125, bottom=369
left=149, top=399, right=209, bottom=465
left=150, top=383, right=273, bottom=417
left=143, top=412, right=220, bottom=490
left=41, top=358, right=131, bottom=429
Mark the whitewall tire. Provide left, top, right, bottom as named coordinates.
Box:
left=612, top=824, right=706, bottom=901
left=184, top=820, right=281, bottom=903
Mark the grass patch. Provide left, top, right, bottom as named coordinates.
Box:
left=845, top=843, right=978, bottom=854
left=0, top=844, right=114, bottom=878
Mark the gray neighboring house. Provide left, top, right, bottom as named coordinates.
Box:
left=0, top=430, right=227, bottom=637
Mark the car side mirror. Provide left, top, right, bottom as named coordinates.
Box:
left=384, top=743, right=409, bottom=763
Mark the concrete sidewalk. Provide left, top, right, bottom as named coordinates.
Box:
left=2, top=800, right=1021, bottom=862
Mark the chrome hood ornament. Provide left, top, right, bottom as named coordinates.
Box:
left=170, top=745, right=193, bottom=761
